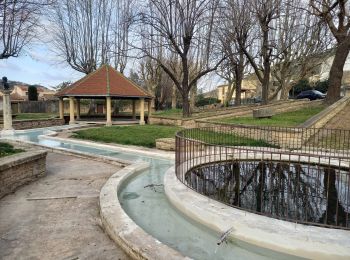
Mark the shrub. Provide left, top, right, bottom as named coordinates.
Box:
left=196, top=94, right=220, bottom=107
left=28, top=85, right=38, bottom=101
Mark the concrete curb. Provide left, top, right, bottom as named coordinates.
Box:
left=99, top=163, right=189, bottom=260
left=164, top=166, right=350, bottom=260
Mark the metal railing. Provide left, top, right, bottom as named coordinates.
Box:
left=175, top=125, right=350, bottom=229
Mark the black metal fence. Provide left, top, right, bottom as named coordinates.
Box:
left=175, top=126, right=350, bottom=229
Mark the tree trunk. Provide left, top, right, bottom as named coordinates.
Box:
left=182, top=92, right=190, bottom=117
left=261, top=25, right=270, bottom=105
left=190, top=84, right=197, bottom=111
left=326, top=40, right=350, bottom=104
left=171, top=87, right=177, bottom=109
left=280, top=82, right=292, bottom=100
left=234, top=57, right=244, bottom=106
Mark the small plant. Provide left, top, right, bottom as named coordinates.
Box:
left=0, top=142, right=24, bottom=157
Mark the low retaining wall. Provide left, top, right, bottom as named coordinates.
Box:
left=10, top=118, right=65, bottom=130
left=150, top=100, right=322, bottom=128
left=0, top=150, right=47, bottom=198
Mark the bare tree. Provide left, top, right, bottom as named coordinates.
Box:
left=137, top=0, right=225, bottom=117
left=217, top=0, right=251, bottom=106
left=269, top=0, right=330, bottom=100
left=111, top=0, right=136, bottom=74
left=238, top=0, right=281, bottom=105
left=50, top=0, right=114, bottom=74
left=0, top=0, right=49, bottom=59
left=310, top=0, right=350, bottom=103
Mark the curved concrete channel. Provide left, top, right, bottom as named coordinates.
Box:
left=2, top=125, right=349, bottom=259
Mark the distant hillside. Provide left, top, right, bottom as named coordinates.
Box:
left=7, top=80, right=50, bottom=90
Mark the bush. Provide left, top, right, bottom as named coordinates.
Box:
left=196, top=94, right=220, bottom=107
left=28, top=85, right=38, bottom=101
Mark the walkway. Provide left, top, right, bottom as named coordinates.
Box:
left=323, top=101, right=350, bottom=129
left=0, top=153, right=129, bottom=260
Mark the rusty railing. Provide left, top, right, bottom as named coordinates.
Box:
left=175, top=126, right=350, bottom=229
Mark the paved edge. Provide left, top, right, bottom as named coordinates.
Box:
left=99, top=162, right=189, bottom=260
left=164, top=166, right=350, bottom=260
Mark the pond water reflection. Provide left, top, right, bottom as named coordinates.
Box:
left=186, top=160, right=350, bottom=229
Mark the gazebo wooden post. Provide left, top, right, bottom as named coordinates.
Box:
left=139, top=98, right=145, bottom=125
left=69, top=97, right=75, bottom=124
left=75, top=98, right=81, bottom=120
left=59, top=97, right=64, bottom=119
left=106, top=96, right=112, bottom=126
left=132, top=100, right=136, bottom=120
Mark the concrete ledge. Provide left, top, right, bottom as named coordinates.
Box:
left=164, top=166, right=350, bottom=260
left=0, top=150, right=47, bottom=198
left=100, top=163, right=188, bottom=260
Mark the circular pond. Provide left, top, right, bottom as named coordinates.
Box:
left=185, top=160, right=350, bottom=229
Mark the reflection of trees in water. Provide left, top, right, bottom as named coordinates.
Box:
left=185, top=160, right=349, bottom=228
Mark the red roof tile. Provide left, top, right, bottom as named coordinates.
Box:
left=56, top=65, right=152, bottom=98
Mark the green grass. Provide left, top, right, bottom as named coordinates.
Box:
left=183, top=129, right=279, bottom=148
left=214, top=106, right=326, bottom=127
left=0, top=142, right=24, bottom=158
left=72, top=125, right=182, bottom=148
left=153, top=109, right=183, bottom=118
left=15, top=113, right=58, bottom=120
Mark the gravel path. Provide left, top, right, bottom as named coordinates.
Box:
left=0, top=153, right=130, bottom=260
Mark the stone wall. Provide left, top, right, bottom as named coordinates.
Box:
left=1, top=118, right=65, bottom=130
left=150, top=100, right=322, bottom=128
left=0, top=150, right=47, bottom=198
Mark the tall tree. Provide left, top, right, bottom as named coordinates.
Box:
left=269, top=0, right=330, bottom=100
left=138, top=0, right=225, bottom=117
left=50, top=0, right=113, bottom=74
left=310, top=0, right=350, bottom=103
left=0, top=0, right=49, bottom=59
left=218, top=0, right=251, bottom=106
left=238, top=0, right=281, bottom=105
left=50, top=0, right=135, bottom=73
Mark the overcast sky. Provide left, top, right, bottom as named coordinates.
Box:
left=0, top=41, right=223, bottom=92
left=0, top=42, right=85, bottom=89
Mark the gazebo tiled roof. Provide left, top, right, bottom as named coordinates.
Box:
left=56, top=64, right=152, bottom=99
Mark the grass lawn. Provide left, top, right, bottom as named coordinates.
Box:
left=183, top=129, right=279, bottom=148
left=153, top=109, right=183, bottom=118
left=15, top=113, right=58, bottom=120
left=0, top=142, right=24, bottom=158
left=213, top=106, right=326, bottom=127
left=72, top=125, right=182, bottom=148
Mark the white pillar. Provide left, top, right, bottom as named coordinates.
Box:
left=106, top=96, right=112, bottom=126
left=2, top=91, right=13, bottom=130
left=59, top=97, right=64, bottom=119
left=139, top=98, right=145, bottom=125
left=75, top=99, right=80, bottom=120
left=148, top=99, right=152, bottom=123
left=69, top=97, right=75, bottom=124
left=132, top=100, right=136, bottom=120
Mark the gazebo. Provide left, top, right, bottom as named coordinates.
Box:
left=56, top=64, right=153, bottom=126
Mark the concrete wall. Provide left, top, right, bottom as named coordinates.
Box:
left=0, top=150, right=47, bottom=199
